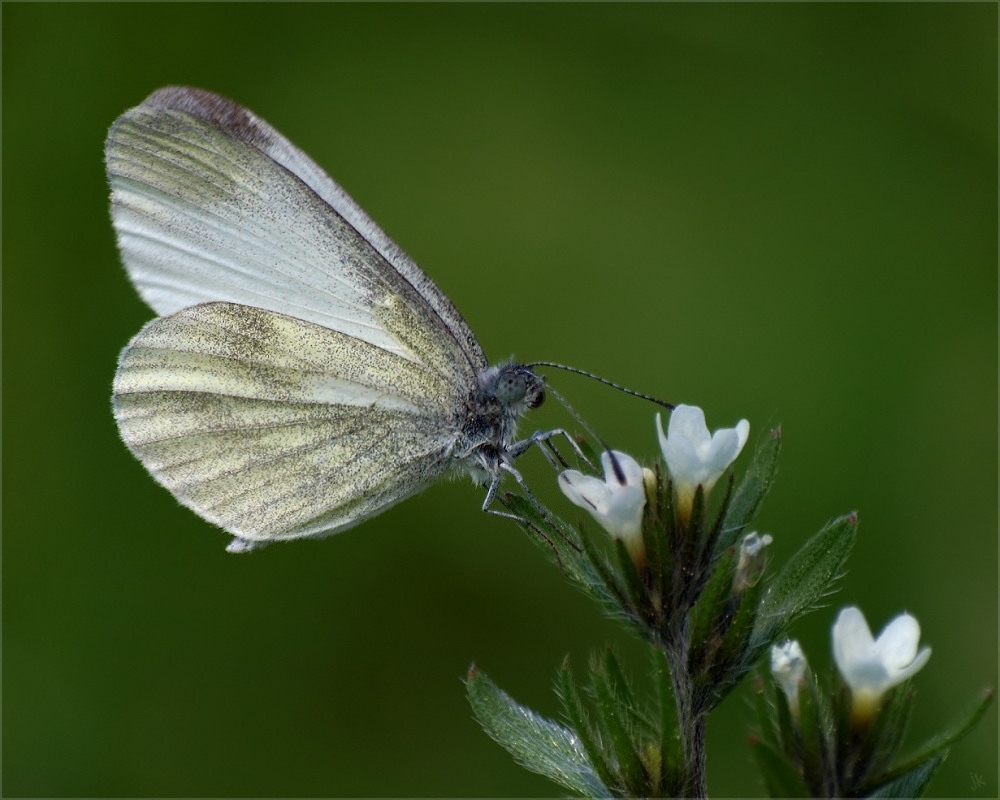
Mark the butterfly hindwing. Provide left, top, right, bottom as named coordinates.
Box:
left=114, top=302, right=459, bottom=544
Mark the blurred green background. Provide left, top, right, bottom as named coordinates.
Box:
left=4, top=4, right=996, bottom=797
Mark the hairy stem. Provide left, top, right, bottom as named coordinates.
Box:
left=665, top=634, right=708, bottom=798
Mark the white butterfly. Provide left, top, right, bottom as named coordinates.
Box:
left=108, top=87, right=563, bottom=553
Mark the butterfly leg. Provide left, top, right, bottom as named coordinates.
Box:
left=480, top=461, right=542, bottom=522
left=480, top=469, right=552, bottom=543
left=509, top=428, right=598, bottom=473
left=481, top=462, right=582, bottom=563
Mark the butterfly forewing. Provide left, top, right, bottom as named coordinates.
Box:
left=130, top=87, right=487, bottom=375
left=107, top=88, right=483, bottom=384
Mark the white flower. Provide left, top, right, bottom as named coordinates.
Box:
left=771, top=640, right=807, bottom=714
left=559, top=450, right=646, bottom=556
left=733, top=531, right=773, bottom=593
left=832, top=606, right=931, bottom=716
left=656, top=405, right=750, bottom=516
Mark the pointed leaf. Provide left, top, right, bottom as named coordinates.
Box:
left=612, top=537, right=656, bottom=633
left=866, top=754, right=946, bottom=798
left=601, top=647, right=638, bottom=715
left=751, top=672, right=784, bottom=753
left=717, top=427, right=781, bottom=557
left=875, top=689, right=993, bottom=787
left=653, top=646, right=684, bottom=794
left=572, top=518, right=634, bottom=622
left=555, top=657, right=620, bottom=792
left=797, top=671, right=834, bottom=796
left=640, top=465, right=664, bottom=597
left=681, top=484, right=707, bottom=588
left=590, top=654, right=650, bottom=794
left=701, top=579, right=765, bottom=710
left=687, top=546, right=738, bottom=677
left=866, top=684, right=915, bottom=779
left=502, top=492, right=580, bottom=566
left=601, top=647, right=657, bottom=744
left=466, top=666, right=610, bottom=798
left=771, top=681, right=798, bottom=761
left=504, top=493, right=621, bottom=615
left=657, top=471, right=677, bottom=616
left=751, top=738, right=812, bottom=798
left=574, top=435, right=603, bottom=476
left=750, top=513, right=857, bottom=657
left=703, top=471, right=735, bottom=564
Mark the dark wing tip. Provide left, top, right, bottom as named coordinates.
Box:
left=141, top=87, right=277, bottom=153
left=106, top=86, right=279, bottom=179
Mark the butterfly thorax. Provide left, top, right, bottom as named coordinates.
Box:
left=451, top=363, right=545, bottom=484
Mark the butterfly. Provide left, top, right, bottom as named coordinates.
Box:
left=108, top=87, right=571, bottom=553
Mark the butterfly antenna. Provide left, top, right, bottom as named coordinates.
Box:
left=528, top=361, right=674, bottom=412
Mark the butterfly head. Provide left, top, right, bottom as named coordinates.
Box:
left=484, top=364, right=546, bottom=411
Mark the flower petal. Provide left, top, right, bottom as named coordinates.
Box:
left=602, top=485, right=646, bottom=540
left=893, top=647, right=932, bottom=685
left=657, top=406, right=751, bottom=496
left=558, top=451, right=646, bottom=544
left=832, top=607, right=931, bottom=702
left=669, top=404, right=710, bottom=443
left=832, top=606, right=876, bottom=680
left=874, top=613, right=921, bottom=673
left=558, top=471, right=612, bottom=513
left=601, top=450, right=644, bottom=487
left=658, top=410, right=703, bottom=480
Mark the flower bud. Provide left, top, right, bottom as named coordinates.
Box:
left=732, top=531, right=773, bottom=593
left=771, top=639, right=808, bottom=717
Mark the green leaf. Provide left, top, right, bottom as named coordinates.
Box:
left=601, top=647, right=658, bottom=744
left=717, top=427, right=781, bottom=558
left=750, top=512, right=857, bottom=657
left=555, top=657, right=621, bottom=793
left=612, top=537, right=656, bottom=632
left=574, top=435, right=603, bottom=476
left=466, top=665, right=611, bottom=798
left=656, top=470, right=676, bottom=616
left=502, top=492, right=579, bottom=564
left=704, top=471, right=735, bottom=561
left=640, top=465, right=664, bottom=598
left=652, top=646, right=683, bottom=794
left=504, top=493, right=621, bottom=616
left=589, top=652, right=650, bottom=794
left=750, top=670, right=783, bottom=753
left=686, top=546, right=737, bottom=677
left=702, top=579, right=765, bottom=710
left=797, top=672, right=834, bottom=796
left=865, top=754, right=946, bottom=798
left=771, top=681, right=797, bottom=760
left=681, top=484, right=707, bottom=586
left=572, top=518, right=634, bottom=622
left=600, top=647, right=637, bottom=717
left=751, top=738, right=811, bottom=798
left=865, top=684, right=915, bottom=779
left=874, top=689, right=994, bottom=789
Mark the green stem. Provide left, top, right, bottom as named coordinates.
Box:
left=665, top=633, right=708, bottom=798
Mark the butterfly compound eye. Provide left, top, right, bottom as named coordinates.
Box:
left=491, top=367, right=546, bottom=410
left=496, top=372, right=528, bottom=404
